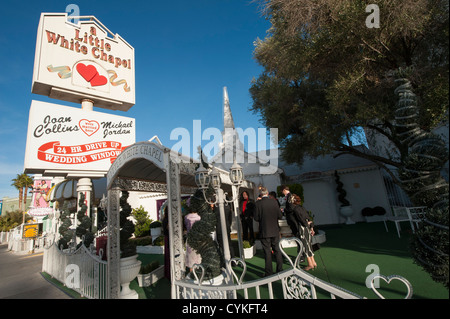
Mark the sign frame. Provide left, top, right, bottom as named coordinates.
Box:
left=23, top=224, right=40, bottom=239
left=24, top=100, right=136, bottom=178
left=32, top=13, right=135, bottom=111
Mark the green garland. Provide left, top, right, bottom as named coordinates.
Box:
left=186, top=186, right=223, bottom=280
left=58, top=194, right=95, bottom=249
left=57, top=200, right=74, bottom=249
left=334, top=171, right=350, bottom=206
left=393, top=68, right=449, bottom=289
left=75, top=193, right=94, bottom=248
left=120, top=191, right=136, bottom=258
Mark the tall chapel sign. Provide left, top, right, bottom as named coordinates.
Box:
left=25, top=13, right=136, bottom=177
left=32, top=13, right=135, bottom=111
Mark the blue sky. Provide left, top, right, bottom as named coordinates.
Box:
left=0, top=0, right=273, bottom=198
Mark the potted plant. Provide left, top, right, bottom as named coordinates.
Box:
left=243, top=240, right=256, bottom=259
left=334, top=171, right=355, bottom=224
left=362, top=206, right=387, bottom=223
left=132, top=206, right=152, bottom=238
left=150, top=220, right=162, bottom=238
left=137, top=260, right=164, bottom=287
left=119, top=191, right=141, bottom=299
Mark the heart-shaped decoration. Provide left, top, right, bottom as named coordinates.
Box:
left=76, top=63, right=108, bottom=87
left=79, top=119, right=100, bottom=137
left=230, top=258, right=247, bottom=284
left=76, top=63, right=98, bottom=82
left=90, top=73, right=108, bottom=87
left=370, top=274, right=413, bottom=299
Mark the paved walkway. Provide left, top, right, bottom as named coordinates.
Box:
left=0, top=243, right=71, bottom=299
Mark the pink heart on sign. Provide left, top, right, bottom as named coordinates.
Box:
left=79, top=119, right=100, bottom=137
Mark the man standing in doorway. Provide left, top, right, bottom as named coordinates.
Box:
left=254, top=187, right=284, bottom=276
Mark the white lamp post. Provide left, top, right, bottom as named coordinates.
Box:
left=194, top=160, right=244, bottom=282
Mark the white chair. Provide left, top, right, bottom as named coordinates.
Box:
left=387, top=207, right=410, bottom=238
left=406, top=206, right=427, bottom=233
left=387, top=206, right=427, bottom=238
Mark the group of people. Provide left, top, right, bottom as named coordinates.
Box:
left=240, top=185, right=317, bottom=276
left=176, top=184, right=317, bottom=279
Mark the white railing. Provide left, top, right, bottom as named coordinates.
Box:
left=0, top=231, right=11, bottom=244
left=42, top=235, right=108, bottom=299
left=174, top=238, right=413, bottom=300
left=2, top=226, right=47, bottom=254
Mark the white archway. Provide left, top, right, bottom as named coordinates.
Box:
left=106, top=141, right=197, bottom=298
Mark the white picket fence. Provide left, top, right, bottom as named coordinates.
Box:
left=1, top=226, right=46, bottom=254
left=0, top=231, right=11, bottom=244
left=42, top=235, right=108, bottom=299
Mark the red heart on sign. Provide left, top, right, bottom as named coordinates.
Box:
left=90, top=73, right=108, bottom=87
left=79, top=119, right=100, bottom=136
left=76, top=63, right=98, bottom=82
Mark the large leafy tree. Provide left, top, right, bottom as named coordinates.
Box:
left=251, top=0, right=449, bottom=288
left=250, top=0, right=448, bottom=183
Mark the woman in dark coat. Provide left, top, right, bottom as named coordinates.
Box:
left=239, top=191, right=255, bottom=242
left=292, top=194, right=317, bottom=271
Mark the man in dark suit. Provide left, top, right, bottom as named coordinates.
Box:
left=254, top=187, right=284, bottom=276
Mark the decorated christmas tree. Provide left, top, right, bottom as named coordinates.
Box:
left=58, top=200, right=74, bottom=249
left=119, top=191, right=136, bottom=258
left=186, top=186, right=223, bottom=280
left=75, top=193, right=94, bottom=248
left=393, top=68, right=449, bottom=288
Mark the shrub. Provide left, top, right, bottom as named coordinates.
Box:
left=361, top=207, right=374, bottom=217
left=139, top=260, right=160, bottom=274
left=0, top=210, right=31, bottom=232
left=130, top=236, right=153, bottom=246
left=120, top=191, right=136, bottom=258
left=153, top=235, right=164, bottom=246
left=243, top=240, right=253, bottom=249
left=373, top=206, right=386, bottom=216
left=150, top=220, right=162, bottom=228
left=361, top=206, right=386, bottom=216
left=277, top=184, right=304, bottom=201
left=132, top=205, right=152, bottom=238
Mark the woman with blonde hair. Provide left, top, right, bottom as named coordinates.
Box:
left=292, top=194, right=317, bottom=271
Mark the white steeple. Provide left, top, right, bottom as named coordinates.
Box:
left=221, top=87, right=244, bottom=152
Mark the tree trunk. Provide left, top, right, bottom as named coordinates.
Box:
left=18, top=188, right=23, bottom=212
left=23, top=187, right=28, bottom=211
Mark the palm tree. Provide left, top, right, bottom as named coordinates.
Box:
left=11, top=173, right=34, bottom=224
left=21, top=174, right=34, bottom=210
left=11, top=174, right=24, bottom=212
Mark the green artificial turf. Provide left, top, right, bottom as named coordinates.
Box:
left=313, top=222, right=448, bottom=299
left=43, top=221, right=449, bottom=299
left=137, top=222, right=448, bottom=299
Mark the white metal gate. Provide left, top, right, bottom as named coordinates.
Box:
left=42, top=235, right=108, bottom=299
